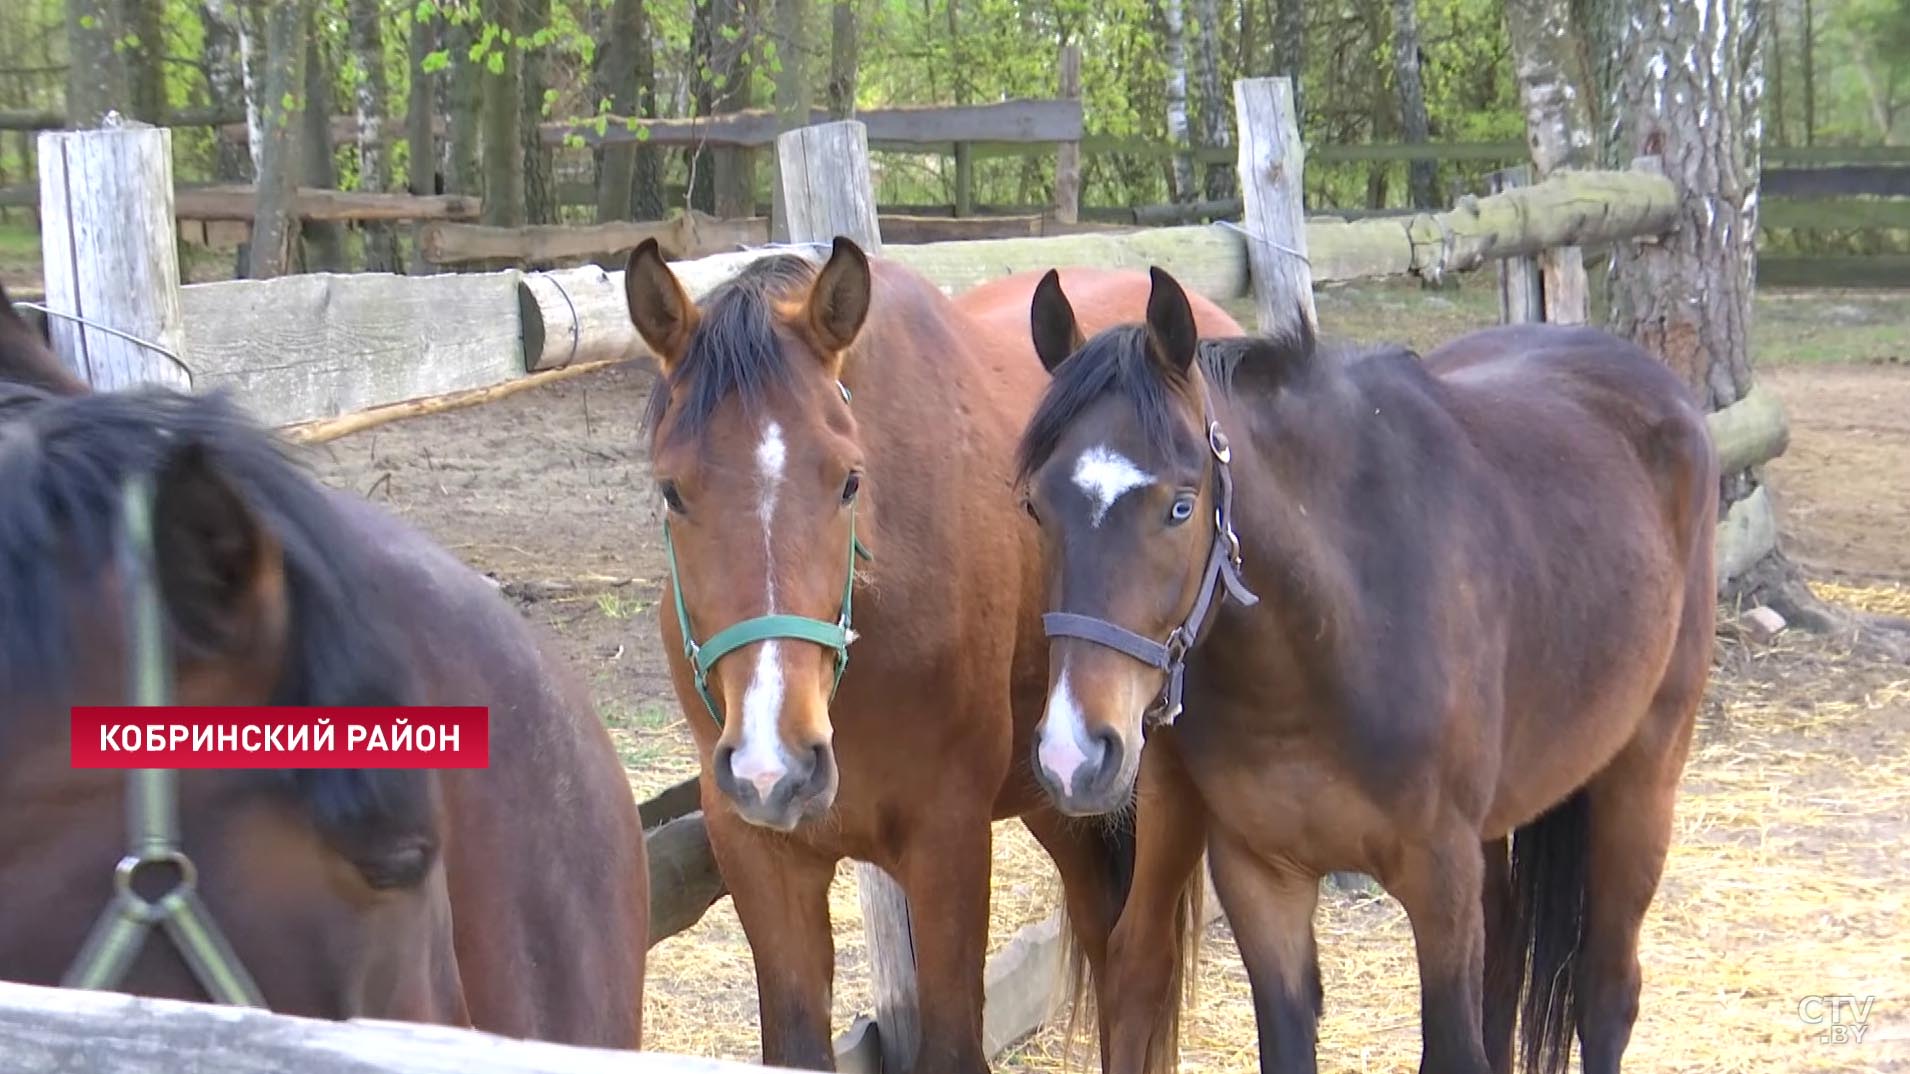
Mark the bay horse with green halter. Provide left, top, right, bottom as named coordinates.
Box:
left=620, top=238, right=1241, bottom=1073
left=0, top=282, right=649, bottom=1046
left=1015, top=268, right=1716, bottom=1074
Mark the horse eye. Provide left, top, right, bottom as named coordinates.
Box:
left=841, top=472, right=862, bottom=504
left=659, top=481, right=686, bottom=514
left=1168, top=494, right=1196, bottom=526
left=1023, top=497, right=1041, bottom=525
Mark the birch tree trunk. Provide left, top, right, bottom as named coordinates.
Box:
left=248, top=0, right=311, bottom=279
left=1192, top=0, right=1234, bottom=200
left=1506, top=0, right=1593, bottom=321
left=1163, top=0, right=1196, bottom=202
left=1391, top=0, right=1437, bottom=208
left=201, top=0, right=253, bottom=182
left=349, top=0, right=398, bottom=271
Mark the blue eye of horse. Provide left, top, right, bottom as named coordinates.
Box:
left=1168, top=496, right=1196, bottom=525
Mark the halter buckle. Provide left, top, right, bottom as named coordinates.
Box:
left=1208, top=421, right=1231, bottom=463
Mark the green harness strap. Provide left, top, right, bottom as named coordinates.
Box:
left=61, top=473, right=267, bottom=1008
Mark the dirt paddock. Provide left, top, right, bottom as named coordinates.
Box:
left=296, top=282, right=1910, bottom=1073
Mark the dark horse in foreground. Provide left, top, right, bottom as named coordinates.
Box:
left=0, top=284, right=649, bottom=1045
left=620, top=239, right=1240, bottom=1072
left=1015, top=269, right=1717, bottom=1074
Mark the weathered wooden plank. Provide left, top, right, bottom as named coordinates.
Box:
left=427, top=213, right=770, bottom=268
left=878, top=214, right=1046, bottom=244
left=1758, top=196, right=1910, bottom=231
left=37, top=119, right=191, bottom=391
left=1488, top=167, right=1543, bottom=324
left=175, top=185, right=481, bottom=223
left=1716, top=485, right=1778, bottom=588
left=547, top=100, right=1083, bottom=149
left=1758, top=254, right=1910, bottom=288
left=0, top=979, right=797, bottom=1073
left=181, top=271, right=524, bottom=426
left=1233, top=77, right=1318, bottom=338
left=0, top=105, right=241, bottom=132
left=1707, top=383, right=1789, bottom=475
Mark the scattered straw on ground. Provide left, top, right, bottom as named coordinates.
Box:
left=637, top=584, right=1910, bottom=1073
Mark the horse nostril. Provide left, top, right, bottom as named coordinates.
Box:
left=1082, top=726, right=1120, bottom=795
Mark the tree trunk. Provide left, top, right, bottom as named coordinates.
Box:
left=446, top=16, right=483, bottom=197
left=202, top=0, right=253, bottom=182
left=300, top=29, right=347, bottom=272
left=771, top=0, right=813, bottom=239
left=125, top=0, right=167, bottom=122
left=1272, top=0, right=1304, bottom=123
left=406, top=7, right=438, bottom=271
left=595, top=0, right=643, bottom=223
left=1801, top=0, right=1814, bottom=145
left=248, top=0, right=311, bottom=279
left=66, top=0, right=128, bottom=126
left=520, top=0, right=558, bottom=226
left=829, top=0, right=858, bottom=118
left=1505, top=0, right=1593, bottom=321
left=709, top=0, right=755, bottom=218
left=1192, top=0, right=1234, bottom=200
left=1769, top=2, right=1785, bottom=146
left=1163, top=0, right=1196, bottom=202
left=349, top=0, right=398, bottom=271
left=480, top=0, right=525, bottom=229
left=689, top=0, right=716, bottom=213
left=1392, top=0, right=1436, bottom=209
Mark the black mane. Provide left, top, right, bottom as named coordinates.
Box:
left=0, top=381, right=430, bottom=875
left=641, top=253, right=821, bottom=448
left=1015, top=313, right=1320, bottom=482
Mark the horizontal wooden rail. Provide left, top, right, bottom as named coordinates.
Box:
left=543, top=100, right=1082, bottom=149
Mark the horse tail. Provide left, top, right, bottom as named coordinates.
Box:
left=1054, top=816, right=1205, bottom=1074
left=1503, top=788, right=1591, bottom=1074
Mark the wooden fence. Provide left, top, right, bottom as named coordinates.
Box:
left=20, top=77, right=1790, bottom=1070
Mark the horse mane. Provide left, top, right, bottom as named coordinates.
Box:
left=0, top=381, right=429, bottom=868
left=1015, top=309, right=1321, bottom=482
left=641, top=253, right=822, bottom=449
left=0, top=281, right=89, bottom=396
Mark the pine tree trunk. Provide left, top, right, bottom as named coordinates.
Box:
left=689, top=0, right=717, bottom=213
left=631, top=16, right=663, bottom=220
left=446, top=16, right=483, bottom=196
left=248, top=0, right=310, bottom=278
left=1392, top=0, right=1436, bottom=208
left=349, top=0, right=398, bottom=271
left=829, top=0, right=858, bottom=118
left=1272, top=0, right=1304, bottom=122
left=1192, top=0, right=1234, bottom=200
left=480, top=0, right=525, bottom=228
left=66, top=0, right=128, bottom=126
left=771, top=0, right=813, bottom=239
left=1163, top=0, right=1196, bottom=202
left=201, top=0, right=253, bottom=182
left=125, top=0, right=167, bottom=121
left=300, top=30, right=347, bottom=271
left=594, top=0, right=640, bottom=223
left=520, top=0, right=557, bottom=226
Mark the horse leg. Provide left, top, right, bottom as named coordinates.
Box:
left=1479, top=837, right=1516, bottom=1074
left=706, top=810, right=839, bottom=1070
left=1207, top=827, right=1321, bottom=1074
left=1101, top=734, right=1210, bottom=1074
left=1020, top=805, right=1122, bottom=1063
left=1388, top=827, right=1492, bottom=1074
left=895, top=807, right=994, bottom=1074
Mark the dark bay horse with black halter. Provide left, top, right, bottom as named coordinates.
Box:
left=621, top=238, right=1241, bottom=1073
left=1015, top=268, right=1717, bottom=1074
left=0, top=282, right=649, bottom=1045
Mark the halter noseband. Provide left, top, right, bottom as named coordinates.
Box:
left=664, top=381, right=872, bottom=727
left=1039, top=387, right=1260, bottom=726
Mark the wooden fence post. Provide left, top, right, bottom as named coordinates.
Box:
left=1053, top=45, right=1082, bottom=226
left=774, top=118, right=920, bottom=1074
left=1487, top=166, right=1544, bottom=324
left=36, top=115, right=191, bottom=391
left=1232, top=77, right=1318, bottom=340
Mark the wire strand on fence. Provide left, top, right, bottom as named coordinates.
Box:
left=14, top=301, right=196, bottom=389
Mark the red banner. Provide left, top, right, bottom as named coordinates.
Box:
left=69, top=707, right=490, bottom=769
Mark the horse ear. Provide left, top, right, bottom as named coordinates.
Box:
left=1143, top=266, right=1198, bottom=377
left=806, top=236, right=872, bottom=359
left=624, top=238, right=700, bottom=371
left=152, top=442, right=288, bottom=661
left=1030, top=269, right=1085, bottom=375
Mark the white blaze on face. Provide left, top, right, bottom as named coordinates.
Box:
left=1071, top=445, right=1154, bottom=527
left=1037, top=664, right=1103, bottom=793
left=733, top=421, right=792, bottom=800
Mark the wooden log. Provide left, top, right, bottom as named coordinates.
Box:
left=184, top=271, right=525, bottom=428
left=174, top=185, right=481, bottom=223
left=1232, top=77, right=1318, bottom=339
left=519, top=266, right=646, bottom=372
left=279, top=359, right=619, bottom=444
left=0, top=979, right=795, bottom=1073
left=880, top=225, right=1249, bottom=299
left=0, top=105, right=241, bottom=132
left=645, top=812, right=727, bottom=946
left=1054, top=45, right=1082, bottom=226
left=37, top=118, right=191, bottom=391
left=1489, top=167, right=1544, bottom=324
left=1716, top=485, right=1778, bottom=588
left=879, top=214, right=1045, bottom=244
left=1132, top=197, right=1241, bottom=225
left=425, top=212, right=771, bottom=268
left=1759, top=196, right=1910, bottom=231
left=546, top=99, right=1084, bottom=149
left=1706, top=383, right=1790, bottom=475
left=1761, top=165, right=1910, bottom=199
left=774, top=118, right=921, bottom=1074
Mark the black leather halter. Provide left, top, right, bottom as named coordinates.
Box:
left=1040, top=386, right=1260, bottom=725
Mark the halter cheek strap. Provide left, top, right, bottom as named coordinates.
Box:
left=1040, top=386, right=1259, bottom=725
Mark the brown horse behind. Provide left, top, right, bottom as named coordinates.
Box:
left=0, top=282, right=649, bottom=1047
left=621, top=241, right=1238, bottom=1073
left=1016, top=268, right=1716, bottom=1074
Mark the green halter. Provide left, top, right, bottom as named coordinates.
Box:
left=664, top=382, right=873, bottom=726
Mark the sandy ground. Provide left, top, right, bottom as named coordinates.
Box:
left=290, top=283, right=1910, bottom=1072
